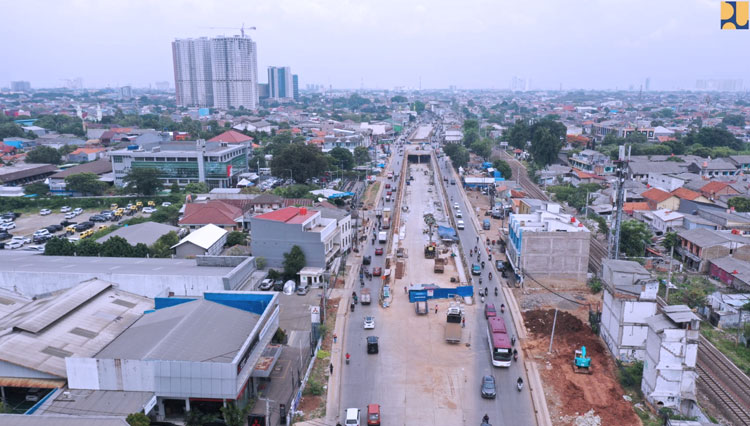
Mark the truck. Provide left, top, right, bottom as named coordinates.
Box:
left=383, top=207, right=391, bottom=220
left=360, top=288, right=372, bottom=305
left=382, top=218, right=390, bottom=229
left=445, top=304, right=463, bottom=343
left=378, top=231, right=387, bottom=244
left=424, top=244, right=436, bottom=259
left=434, top=257, right=446, bottom=273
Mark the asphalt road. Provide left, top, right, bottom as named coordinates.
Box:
left=338, top=130, right=535, bottom=426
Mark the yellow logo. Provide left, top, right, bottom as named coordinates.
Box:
left=722, top=1, right=749, bottom=29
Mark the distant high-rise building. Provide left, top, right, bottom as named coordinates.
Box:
left=10, top=81, right=31, bottom=92
left=292, top=74, right=299, bottom=100
left=645, top=78, right=650, bottom=91
left=172, top=35, right=259, bottom=109
left=258, top=83, right=270, bottom=99
left=120, top=86, right=133, bottom=100
left=268, top=66, right=293, bottom=99
left=155, top=81, right=170, bottom=91
left=695, top=79, right=743, bottom=92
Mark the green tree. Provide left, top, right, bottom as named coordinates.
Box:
left=462, top=119, right=480, bottom=148
left=283, top=245, right=306, bottom=281
left=413, top=100, right=425, bottom=114
left=684, top=127, right=742, bottom=150
left=226, top=231, right=246, bottom=246
left=124, top=168, right=163, bottom=195
left=619, top=220, right=652, bottom=258
left=443, top=143, right=470, bottom=168
left=126, top=413, right=151, bottom=426
left=492, top=159, right=512, bottom=180
left=270, top=143, right=327, bottom=183
left=470, top=138, right=492, bottom=159
left=184, top=182, right=210, bottom=194
left=34, top=114, right=85, bottom=136
left=625, top=131, right=647, bottom=144
left=132, top=243, right=149, bottom=257
left=65, top=172, right=108, bottom=195
left=25, top=145, right=62, bottom=164
left=722, top=114, right=745, bottom=127
left=24, top=182, right=50, bottom=195
left=505, top=119, right=530, bottom=149
left=44, top=237, right=76, bottom=256
left=184, top=409, right=218, bottom=426
left=100, top=236, right=133, bottom=257
left=75, top=238, right=102, bottom=256
left=151, top=205, right=181, bottom=225
left=328, top=147, right=354, bottom=170
left=662, top=231, right=681, bottom=253
left=728, top=197, right=750, bottom=212
left=58, top=144, right=78, bottom=157
left=255, top=256, right=267, bottom=270
left=273, top=184, right=317, bottom=199
left=390, top=95, right=407, bottom=103
left=353, top=146, right=371, bottom=165
left=529, top=127, right=559, bottom=166
left=220, top=401, right=253, bottom=426
left=170, top=182, right=181, bottom=194
left=149, top=231, right=180, bottom=258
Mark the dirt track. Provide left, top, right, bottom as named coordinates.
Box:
left=522, top=309, right=640, bottom=426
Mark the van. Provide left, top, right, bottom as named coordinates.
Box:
left=367, top=404, right=381, bottom=426
left=345, top=407, right=361, bottom=426
left=457, top=220, right=465, bottom=230
left=483, top=219, right=491, bottom=230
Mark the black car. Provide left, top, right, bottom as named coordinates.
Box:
left=363, top=256, right=372, bottom=265
left=74, top=221, right=94, bottom=232
left=0, top=232, right=11, bottom=241
left=367, top=336, right=379, bottom=354
left=1, top=212, right=20, bottom=220
left=60, top=220, right=77, bottom=227
left=45, top=224, right=63, bottom=233
left=272, top=280, right=285, bottom=291
left=33, top=234, right=53, bottom=243
left=89, top=215, right=106, bottom=222
left=481, top=375, right=496, bottom=399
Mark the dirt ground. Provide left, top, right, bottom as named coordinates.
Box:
left=522, top=309, right=640, bottom=426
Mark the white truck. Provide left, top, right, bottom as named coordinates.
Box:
left=445, top=304, right=463, bottom=343
left=378, top=231, right=387, bottom=244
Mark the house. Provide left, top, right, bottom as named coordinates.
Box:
left=250, top=207, right=338, bottom=269
left=96, top=221, right=182, bottom=247
left=705, top=291, right=750, bottom=328
left=569, top=149, right=614, bottom=175
left=570, top=168, right=607, bottom=187
left=670, top=187, right=710, bottom=204
left=67, top=147, right=105, bottom=163
left=708, top=256, right=750, bottom=292
left=681, top=214, right=720, bottom=231
left=0, top=163, right=58, bottom=186
left=0, top=143, right=17, bottom=156
left=687, top=158, right=738, bottom=178
left=727, top=155, right=750, bottom=173
left=676, top=228, right=750, bottom=272
left=623, top=202, right=651, bottom=215
left=47, top=158, right=112, bottom=193
left=314, top=206, right=354, bottom=254
left=599, top=260, right=658, bottom=362
left=648, top=173, right=689, bottom=193
left=641, top=187, right=680, bottom=211
left=628, top=161, right=686, bottom=181
left=171, top=224, right=228, bottom=258
left=248, top=193, right=283, bottom=213
left=641, top=305, right=700, bottom=416
left=208, top=130, right=254, bottom=144
left=699, top=181, right=739, bottom=200
left=644, top=209, right=684, bottom=235
left=179, top=200, right=245, bottom=230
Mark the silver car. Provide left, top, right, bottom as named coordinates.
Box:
left=363, top=316, right=375, bottom=329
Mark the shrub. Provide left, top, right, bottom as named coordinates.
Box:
left=226, top=231, right=246, bottom=246
left=617, top=360, right=644, bottom=390
left=588, top=278, right=602, bottom=294
left=304, top=379, right=323, bottom=396
left=255, top=256, right=267, bottom=270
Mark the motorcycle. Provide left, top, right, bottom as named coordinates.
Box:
left=500, top=304, right=505, bottom=314
left=350, top=302, right=355, bottom=312
left=517, top=377, right=524, bottom=392
left=494, top=287, right=498, bottom=296
left=346, top=353, right=350, bottom=365
left=481, top=261, right=485, bottom=269
left=513, top=349, right=519, bottom=361
left=481, top=295, right=485, bottom=304
left=488, top=272, right=493, bottom=280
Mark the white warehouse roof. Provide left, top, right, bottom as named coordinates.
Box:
left=172, top=223, right=227, bottom=250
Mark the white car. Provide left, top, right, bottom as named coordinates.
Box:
left=67, top=236, right=80, bottom=243
left=33, top=229, right=50, bottom=237
left=64, top=212, right=76, bottom=219
left=73, top=208, right=83, bottom=215
left=40, top=209, right=51, bottom=216
left=60, top=206, right=71, bottom=213
left=11, top=236, right=30, bottom=244
left=0, top=222, right=15, bottom=231
left=142, top=207, right=157, bottom=214
left=456, top=210, right=462, bottom=218
left=363, top=316, right=375, bottom=329
left=5, top=240, right=23, bottom=249
left=24, top=245, right=45, bottom=252
left=453, top=203, right=460, bottom=210
left=161, top=202, right=172, bottom=207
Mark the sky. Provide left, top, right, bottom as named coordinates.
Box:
left=1, top=0, right=748, bottom=91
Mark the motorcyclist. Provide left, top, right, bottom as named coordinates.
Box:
left=517, top=377, right=524, bottom=388
left=483, top=414, right=490, bottom=423
left=495, top=287, right=498, bottom=296
left=484, top=287, right=488, bottom=297
left=488, top=272, right=493, bottom=280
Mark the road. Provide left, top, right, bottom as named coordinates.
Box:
left=338, top=131, right=534, bottom=426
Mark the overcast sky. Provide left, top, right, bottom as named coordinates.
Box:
left=1, top=0, right=748, bottom=91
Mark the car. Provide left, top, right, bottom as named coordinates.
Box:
left=481, top=375, right=497, bottom=399
left=142, top=207, right=157, bottom=213
left=455, top=210, right=462, bottom=218
left=40, top=209, right=51, bottom=216
left=258, top=279, right=274, bottom=291
left=60, top=206, right=71, bottom=213
left=366, top=336, right=379, bottom=354
left=44, top=225, right=61, bottom=233
left=366, top=404, right=381, bottom=426
left=456, top=220, right=465, bottom=230
left=363, top=316, right=375, bottom=329
left=67, top=236, right=80, bottom=243
left=33, top=229, right=51, bottom=237
left=374, top=247, right=383, bottom=256
left=24, top=245, right=46, bottom=252
left=60, top=220, right=77, bottom=227
left=64, top=212, right=76, bottom=219
left=363, top=255, right=371, bottom=265
left=0, top=232, right=11, bottom=242
left=10, top=236, right=30, bottom=245
left=386, top=191, right=392, bottom=196
left=272, top=280, right=285, bottom=291
left=471, top=264, right=481, bottom=275
left=162, top=202, right=172, bottom=207
left=4, top=240, right=23, bottom=249
left=33, top=234, right=53, bottom=243
left=484, top=303, right=497, bottom=319
left=372, top=267, right=382, bottom=276
left=0, top=222, right=15, bottom=231
left=450, top=180, right=456, bottom=185
left=2, top=212, right=20, bottom=220
left=89, top=215, right=106, bottom=222
left=73, top=208, right=83, bottom=215
left=453, top=203, right=460, bottom=209
left=385, top=183, right=391, bottom=189
left=296, top=285, right=310, bottom=295
left=345, top=408, right=361, bottom=426
left=496, top=260, right=504, bottom=270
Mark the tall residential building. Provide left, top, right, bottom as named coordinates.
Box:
left=268, top=66, right=293, bottom=99
left=172, top=35, right=259, bottom=109
left=120, top=86, right=133, bottom=100
left=10, top=81, right=31, bottom=92
left=292, top=74, right=299, bottom=100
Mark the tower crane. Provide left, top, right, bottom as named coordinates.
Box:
left=200, top=24, right=256, bottom=37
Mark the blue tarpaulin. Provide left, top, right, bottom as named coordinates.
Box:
left=377, top=163, right=385, bottom=168
left=438, top=226, right=459, bottom=241
left=328, top=191, right=355, bottom=199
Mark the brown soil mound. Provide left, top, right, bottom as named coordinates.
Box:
left=523, top=309, right=640, bottom=426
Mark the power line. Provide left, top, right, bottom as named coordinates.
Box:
left=523, top=271, right=587, bottom=307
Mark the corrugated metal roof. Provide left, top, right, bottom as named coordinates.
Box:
left=0, top=415, right=129, bottom=426
left=15, top=280, right=111, bottom=334
left=0, top=377, right=66, bottom=388
left=172, top=223, right=227, bottom=250
left=40, top=389, right=153, bottom=417
left=96, top=299, right=258, bottom=363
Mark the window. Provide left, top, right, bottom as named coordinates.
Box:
left=113, top=156, right=123, bottom=163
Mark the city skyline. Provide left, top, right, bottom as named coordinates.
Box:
left=0, top=0, right=749, bottom=91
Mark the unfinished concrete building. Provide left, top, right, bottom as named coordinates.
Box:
left=642, top=305, right=700, bottom=415
left=599, top=259, right=659, bottom=362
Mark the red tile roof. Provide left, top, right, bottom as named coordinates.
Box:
left=700, top=181, right=734, bottom=194
left=254, top=206, right=317, bottom=224
left=510, top=190, right=527, bottom=198
left=572, top=168, right=606, bottom=180
left=624, top=202, right=650, bottom=213
left=70, top=147, right=105, bottom=155
left=179, top=200, right=243, bottom=226
left=671, top=187, right=701, bottom=201
left=641, top=187, right=673, bottom=203
left=208, top=130, right=254, bottom=143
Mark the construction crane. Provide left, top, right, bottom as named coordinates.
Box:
left=200, top=24, right=256, bottom=37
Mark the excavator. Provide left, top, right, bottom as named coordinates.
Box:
left=574, top=346, right=592, bottom=374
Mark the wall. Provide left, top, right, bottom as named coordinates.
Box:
left=250, top=219, right=326, bottom=269
left=222, top=257, right=257, bottom=290
left=520, top=231, right=590, bottom=283
left=175, top=242, right=207, bottom=259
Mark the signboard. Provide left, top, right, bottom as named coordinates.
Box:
left=143, top=395, right=157, bottom=414
left=311, top=306, right=321, bottom=324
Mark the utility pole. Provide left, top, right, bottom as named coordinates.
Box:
left=666, top=245, right=674, bottom=302
left=610, top=145, right=630, bottom=259
left=548, top=308, right=559, bottom=353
